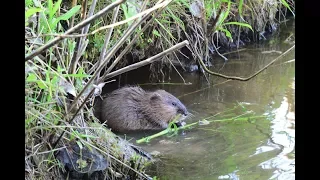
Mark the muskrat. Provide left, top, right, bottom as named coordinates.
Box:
left=100, top=86, right=188, bottom=133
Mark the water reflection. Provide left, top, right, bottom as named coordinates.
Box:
left=259, top=77, right=295, bottom=180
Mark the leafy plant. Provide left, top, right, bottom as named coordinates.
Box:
left=214, top=0, right=253, bottom=41
left=25, top=0, right=81, bottom=42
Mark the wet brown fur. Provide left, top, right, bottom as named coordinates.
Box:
left=100, top=86, right=188, bottom=132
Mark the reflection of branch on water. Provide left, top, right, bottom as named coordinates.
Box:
left=221, top=48, right=247, bottom=56
left=261, top=50, right=283, bottom=54
left=139, top=82, right=193, bottom=86
left=196, top=44, right=295, bottom=82
left=272, top=59, right=295, bottom=67
left=177, top=79, right=232, bottom=98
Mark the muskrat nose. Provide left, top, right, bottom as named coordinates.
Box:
left=178, top=109, right=188, bottom=116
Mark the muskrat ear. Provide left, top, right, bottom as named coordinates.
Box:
left=150, top=93, right=161, bottom=101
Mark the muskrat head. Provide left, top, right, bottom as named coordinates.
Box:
left=148, top=90, right=188, bottom=127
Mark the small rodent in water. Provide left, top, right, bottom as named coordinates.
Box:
left=100, top=86, right=188, bottom=133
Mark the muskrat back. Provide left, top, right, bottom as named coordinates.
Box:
left=100, top=86, right=188, bottom=133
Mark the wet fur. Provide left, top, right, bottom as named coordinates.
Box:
left=100, top=86, right=188, bottom=132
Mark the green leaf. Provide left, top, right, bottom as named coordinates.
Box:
left=77, top=159, right=88, bottom=168
left=152, top=30, right=161, bottom=37
left=217, top=27, right=232, bottom=40
left=76, top=141, right=83, bottom=149
left=33, top=0, right=41, bottom=7
left=121, top=2, right=138, bottom=25
left=176, top=0, right=189, bottom=8
left=223, top=22, right=253, bottom=31
left=25, top=0, right=33, bottom=7
left=25, top=8, right=42, bottom=21
left=155, top=19, right=176, bottom=41
left=37, top=81, right=47, bottom=89
left=121, top=4, right=128, bottom=19
left=51, top=75, right=59, bottom=85
left=57, top=65, right=66, bottom=74
left=220, top=0, right=231, bottom=24
left=27, top=73, right=37, bottom=81
left=48, top=0, right=53, bottom=15
left=126, top=2, right=138, bottom=18
left=280, top=0, right=295, bottom=17
left=214, top=0, right=222, bottom=10
left=239, top=0, right=243, bottom=17
left=78, top=67, right=85, bottom=75
left=50, top=0, right=63, bottom=20
left=70, top=133, right=75, bottom=141
left=167, top=8, right=185, bottom=31
left=53, top=5, right=81, bottom=27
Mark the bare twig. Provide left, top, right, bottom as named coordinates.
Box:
left=98, top=6, right=120, bottom=68
left=69, top=0, right=98, bottom=75
left=80, top=0, right=88, bottom=20
left=165, top=56, right=186, bottom=84
left=78, top=0, right=97, bottom=58
left=211, top=40, right=228, bottom=61
left=25, top=0, right=126, bottom=61
left=70, top=0, right=79, bottom=28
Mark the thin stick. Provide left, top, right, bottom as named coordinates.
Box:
left=69, top=0, right=98, bottom=75
left=98, top=6, right=120, bottom=68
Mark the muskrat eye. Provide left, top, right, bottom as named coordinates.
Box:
left=172, top=102, right=177, bottom=106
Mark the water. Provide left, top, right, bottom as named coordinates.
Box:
left=110, top=19, right=295, bottom=180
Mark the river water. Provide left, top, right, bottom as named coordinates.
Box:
left=112, top=19, right=295, bottom=180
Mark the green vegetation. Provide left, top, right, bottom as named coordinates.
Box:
left=25, top=0, right=294, bottom=179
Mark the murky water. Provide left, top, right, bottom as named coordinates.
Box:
left=109, top=19, right=295, bottom=179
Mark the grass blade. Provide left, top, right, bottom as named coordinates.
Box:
left=223, top=21, right=253, bottom=31
left=280, top=0, right=295, bottom=17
